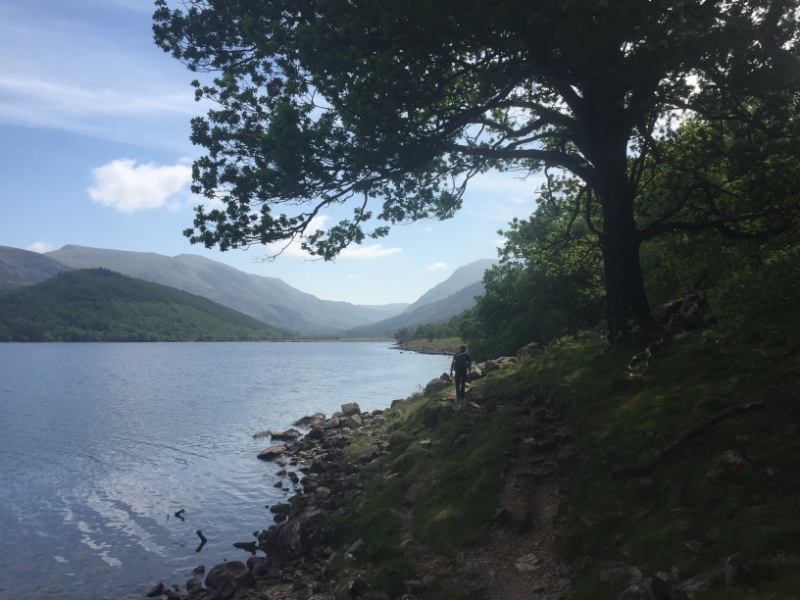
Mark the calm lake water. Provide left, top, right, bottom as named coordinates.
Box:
left=0, top=342, right=451, bottom=600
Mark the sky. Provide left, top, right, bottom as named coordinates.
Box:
left=0, top=0, right=541, bottom=305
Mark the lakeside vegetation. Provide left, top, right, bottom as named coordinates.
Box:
left=0, top=268, right=295, bottom=342
left=326, top=320, right=800, bottom=599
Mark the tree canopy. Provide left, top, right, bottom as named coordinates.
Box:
left=154, top=0, right=800, bottom=339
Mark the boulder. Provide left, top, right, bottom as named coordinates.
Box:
left=466, top=367, right=483, bottom=381
left=257, top=444, right=289, bottom=461
left=294, top=413, right=326, bottom=428
left=424, top=377, right=450, bottom=394
left=344, top=414, right=363, bottom=429
left=341, top=402, right=361, bottom=417
left=262, top=508, right=332, bottom=560
left=516, top=342, right=546, bottom=362
left=271, top=428, right=302, bottom=442
left=205, top=561, right=249, bottom=596
left=305, top=426, right=324, bottom=441
left=270, top=502, right=291, bottom=515
left=477, top=360, right=500, bottom=374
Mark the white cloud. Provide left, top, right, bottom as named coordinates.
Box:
left=27, top=240, right=54, bottom=253
left=88, top=159, right=192, bottom=213
left=426, top=262, right=449, bottom=271
left=339, top=244, right=402, bottom=259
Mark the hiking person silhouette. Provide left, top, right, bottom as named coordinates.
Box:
left=450, top=345, right=471, bottom=401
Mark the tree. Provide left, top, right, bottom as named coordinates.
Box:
left=154, top=0, right=800, bottom=340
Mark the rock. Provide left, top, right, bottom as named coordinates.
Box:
left=205, top=561, right=249, bottom=596
left=424, top=377, right=450, bottom=394
left=252, top=430, right=272, bottom=439
left=724, top=553, right=774, bottom=588
left=515, top=553, right=541, bottom=572
left=671, top=566, right=725, bottom=599
left=186, top=576, right=202, bottom=593
left=478, top=360, right=500, bottom=374
left=270, top=502, right=292, bottom=515
left=358, top=444, right=380, bottom=463
left=346, top=538, right=366, bottom=556
left=619, top=578, right=654, bottom=600
left=262, top=508, right=332, bottom=560
left=233, top=540, right=258, bottom=554
left=341, top=402, right=361, bottom=417
left=466, top=367, right=483, bottom=381
left=404, top=579, right=427, bottom=595
left=720, top=450, right=751, bottom=468
left=516, top=342, right=546, bottom=362
left=294, top=413, right=326, bottom=428
left=344, top=414, right=363, bottom=429
left=324, top=417, right=342, bottom=429
left=258, top=444, right=289, bottom=461
left=333, top=578, right=370, bottom=599
left=306, top=427, right=325, bottom=441
left=271, top=428, right=302, bottom=442
left=146, top=582, right=165, bottom=597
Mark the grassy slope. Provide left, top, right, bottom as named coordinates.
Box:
left=330, top=326, right=800, bottom=599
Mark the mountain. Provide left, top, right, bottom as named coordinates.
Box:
left=43, top=245, right=408, bottom=335
left=344, top=260, right=496, bottom=337
left=403, top=259, right=496, bottom=312
left=0, top=268, right=293, bottom=342
left=0, top=245, right=71, bottom=289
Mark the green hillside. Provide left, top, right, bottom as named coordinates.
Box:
left=321, top=324, right=800, bottom=599
left=0, top=268, right=295, bottom=342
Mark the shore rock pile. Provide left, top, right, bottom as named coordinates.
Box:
left=146, top=401, right=397, bottom=600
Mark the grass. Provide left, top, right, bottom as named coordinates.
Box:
left=324, top=324, right=800, bottom=599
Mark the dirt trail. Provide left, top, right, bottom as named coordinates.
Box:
left=394, top=392, right=573, bottom=600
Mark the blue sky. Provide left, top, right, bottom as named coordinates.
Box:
left=0, top=0, right=540, bottom=305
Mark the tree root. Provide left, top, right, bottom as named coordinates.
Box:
left=611, top=399, right=769, bottom=479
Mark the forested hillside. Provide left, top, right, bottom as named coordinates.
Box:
left=0, top=268, right=294, bottom=342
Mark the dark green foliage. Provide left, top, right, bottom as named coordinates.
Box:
left=0, top=268, right=294, bottom=342
left=153, top=0, right=800, bottom=336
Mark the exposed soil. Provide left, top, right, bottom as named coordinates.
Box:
left=391, top=390, right=574, bottom=600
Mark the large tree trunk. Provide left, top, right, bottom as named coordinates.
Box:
left=601, top=197, right=654, bottom=341
left=588, top=124, right=655, bottom=342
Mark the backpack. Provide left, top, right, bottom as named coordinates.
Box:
left=454, top=351, right=468, bottom=368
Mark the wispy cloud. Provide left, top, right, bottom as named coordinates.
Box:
left=88, top=159, right=192, bottom=213
left=340, top=244, right=402, bottom=259
left=27, top=240, right=54, bottom=253
left=426, top=262, right=449, bottom=271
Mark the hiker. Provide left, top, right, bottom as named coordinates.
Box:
left=450, top=345, right=471, bottom=400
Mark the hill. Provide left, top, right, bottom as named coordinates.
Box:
left=0, top=268, right=294, bottom=342
left=344, top=260, right=496, bottom=337
left=42, top=245, right=408, bottom=335
left=0, top=245, right=70, bottom=289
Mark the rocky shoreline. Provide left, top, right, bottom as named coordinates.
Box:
left=144, top=400, right=393, bottom=600
left=142, top=347, right=536, bottom=600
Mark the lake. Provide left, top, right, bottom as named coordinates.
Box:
left=0, top=342, right=452, bottom=600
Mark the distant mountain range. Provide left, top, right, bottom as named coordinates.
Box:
left=0, top=245, right=496, bottom=336
left=345, top=261, right=496, bottom=337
